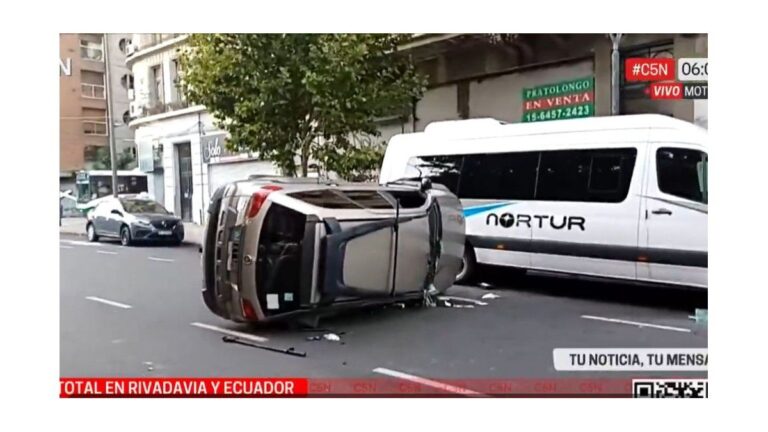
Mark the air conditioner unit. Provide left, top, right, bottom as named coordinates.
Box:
left=127, top=89, right=135, bottom=101
left=129, top=102, right=145, bottom=118
left=126, top=43, right=138, bottom=56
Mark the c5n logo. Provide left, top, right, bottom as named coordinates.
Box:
left=486, top=213, right=586, bottom=231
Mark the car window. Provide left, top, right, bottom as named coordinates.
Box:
left=656, top=147, right=708, bottom=204
left=341, top=190, right=393, bottom=209
left=289, top=190, right=362, bottom=209
left=120, top=199, right=170, bottom=214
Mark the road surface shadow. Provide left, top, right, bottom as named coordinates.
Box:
left=473, top=265, right=707, bottom=312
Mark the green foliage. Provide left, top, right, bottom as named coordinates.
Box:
left=93, top=147, right=136, bottom=171
left=179, top=34, right=426, bottom=179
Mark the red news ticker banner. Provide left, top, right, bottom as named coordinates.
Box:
left=625, top=58, right=676, bottom=82
left=60, top=378, right=635, bottom=398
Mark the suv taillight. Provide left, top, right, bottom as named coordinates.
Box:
left=247, top=185, right=282, bottom=219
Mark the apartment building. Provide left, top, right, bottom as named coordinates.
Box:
left=59, top=33, right=136, bottom=194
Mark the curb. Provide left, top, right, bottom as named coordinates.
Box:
left=59, top=229, right=202, bottom=247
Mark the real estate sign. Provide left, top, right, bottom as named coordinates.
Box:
left=522, top=77, right=595, bottom=123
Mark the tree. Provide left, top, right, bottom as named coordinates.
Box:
left=179, top=34, right=426, bottom=178
left=93, top=147, right=136, bottom=170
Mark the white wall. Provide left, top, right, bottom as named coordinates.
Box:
left=415, top=84, right=458, bottom=131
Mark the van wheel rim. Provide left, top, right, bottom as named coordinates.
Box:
left=456, top=254, right=468, bottom=281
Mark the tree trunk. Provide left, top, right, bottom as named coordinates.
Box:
left=299, top=132, right=313, bottom=177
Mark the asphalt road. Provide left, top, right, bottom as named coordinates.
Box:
left=60, top=234, right=707, bottom=392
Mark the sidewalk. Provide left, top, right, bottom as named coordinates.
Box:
left=59, top=217, right=204, bottom=246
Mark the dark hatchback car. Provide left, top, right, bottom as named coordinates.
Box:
left=86, top=196, right=184, bottom=246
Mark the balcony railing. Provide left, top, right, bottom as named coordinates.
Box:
left=134, top=99, right=191, bottom=120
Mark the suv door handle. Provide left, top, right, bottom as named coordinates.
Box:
left=651, top=208, right=673, bottom=215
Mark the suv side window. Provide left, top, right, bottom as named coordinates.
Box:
left=656, top=147, right=708, bottom=204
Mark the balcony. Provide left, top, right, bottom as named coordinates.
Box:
left=130, top=99, right=203, bottom=126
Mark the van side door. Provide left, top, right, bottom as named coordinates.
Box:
left=638, top=145, right=708, bottom=288
left=528, top=148, right=642, bottom=282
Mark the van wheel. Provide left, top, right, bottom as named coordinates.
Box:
left=86, top=223, right=99, bottom=242
left=120, top=226, right=132, bottom=246
left=455, top=244, right=476, bottom=285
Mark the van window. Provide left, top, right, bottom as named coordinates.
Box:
left=536, top=148, right=637, bottom=202
left=656, top=148, right=708, bottom=204
left=459, top=152, right=538, bottom=200
left=405, top=155, right=463, bottom=195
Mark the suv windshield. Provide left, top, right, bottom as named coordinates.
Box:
left=120, top=199, right=170, bottom=214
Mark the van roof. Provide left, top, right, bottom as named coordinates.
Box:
left=418, top=114, right=705, bottom=140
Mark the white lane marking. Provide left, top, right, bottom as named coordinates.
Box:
left=60, top=245, right=74, bottom=249
left=97, top=250, right=118, bottom=255
left=436, top=296, right=488, bottom=306
left=148, top=257, right=175, bottom=263
left=62, top=240, right=100, bottom=247
left=372, top=367, right=484, bottom=397
left=85, top=296, right=132, bottom=309
left=190, top=322, right=269, bottom=343
left=581, top=315, right=691, bottom=333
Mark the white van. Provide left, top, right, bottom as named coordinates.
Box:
left=379, top=114, right=708, bottom=289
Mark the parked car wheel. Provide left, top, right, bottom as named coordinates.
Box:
left=455, top=243, right=476, bottom=285
left=86, top=223, right=99, bottom=242
left=120, top=226, right=132, bottom=246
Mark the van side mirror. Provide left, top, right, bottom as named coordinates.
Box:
left=420, top=177, right=432, bottom=192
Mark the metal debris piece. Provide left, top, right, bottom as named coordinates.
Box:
left=479, top=282, right=492, bottom=288
left=306, top=335, right=321, bottom=341
left=481, top=293, right=501, bottom=300
left=453, top=304, right=475, bottom=309
left=393, top=302, right=406, bottom=309
left=222, top=335, right=307, bottom=358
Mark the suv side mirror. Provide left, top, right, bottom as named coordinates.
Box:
left=419, top=177, right=432, bottom=192
left=111, top=210, right=123, bottom=217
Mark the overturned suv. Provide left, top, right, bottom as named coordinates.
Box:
left=201, top=176, right=465, bottom=323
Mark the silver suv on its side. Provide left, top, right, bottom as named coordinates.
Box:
left=201, top=177, right=465, bottom=323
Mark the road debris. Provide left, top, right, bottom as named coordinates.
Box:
left=222, top=335, right=307, bottom=358
left=481, top=293, right=501, bottom=300
left=453, top=304, right=475, bottom=309
left=143, top=361, right=154, bottom=372
left=323, top=333, right=341, bottom=342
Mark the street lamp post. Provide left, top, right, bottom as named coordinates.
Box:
left=103, top=33, right=119, bottom=197
left=610, top=33, right=623, bottom=116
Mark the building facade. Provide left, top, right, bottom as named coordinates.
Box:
left=59, top=33, right=136, bottom=197
left=376, top=33, right=708, bottom=143
left=127, top=34, right=277, bottom=225
left=126, top=33, right=707, bottom=226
